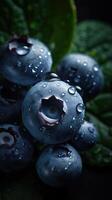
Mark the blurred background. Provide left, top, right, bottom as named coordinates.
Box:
left=75, top=0, right=112, bottom=24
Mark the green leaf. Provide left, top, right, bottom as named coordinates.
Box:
left=85, top=144, right=112, bottom=167
left=72, top=20, right=112, bottom=167
left=0, top=0, right=76, bottom=66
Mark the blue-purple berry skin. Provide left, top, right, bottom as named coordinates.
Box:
left=22, top=78, right=85, bottom=144
left=57, top=53, right=104, bottom=101
left=0, top=124, right=34, bottom=173
left=36, top=144, right=82, bottom=187
left=72, top=121, right=98, bottom=151
left=0, top=37, right=52, bottom=86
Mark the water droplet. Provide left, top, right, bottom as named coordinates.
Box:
left=73, top=117, right=75, bottom=121
left=45, top=55, right=48, bottom=58
left=68, top=162, right=71, bottom=166
left=40, top=48, right=44, bottom=53
left=91, top=75, right=94, bottom=78
left=39, top=55, right=42, bottom=59
left=65, top=99, right=68, bottom=103
left=35, top=66, right=39, bottom=69
left=88, top=127, right=94, bottom=133
left=57, top=82, right=60, bottom=86
left=39, top=61, right=42, bottom=65
left=83, top=62, right=88, bottom=66
left=40, top=69, right=43, bottom=73
left=75, top=85, right=82, bottom=92
left=43, top=83, right=47, bottom=88
left=32, top=69, right=36, bottom=73
left=28, top=64, right=32, bottom=68
left=49, top=89, right=52, bottom=93
left=61, top=92, right=65, bottom=97
left=65, top=166, right=68, bottom=170
left=48, top=52, right=51, bottom=56
left=66, top=79, right=70, bottom=83
left=68, top=86, right=76, bottom=95
left=93, top=65, right=99, bottom=72
left=76, top=103, right=85, bottom=113
left=68, top=151, right=72, bottom=157
left=70, top=125, right=73, bottom=129
left=16, top=46, right=29, bottom=56
left=93, top=82, right=96, bottom=86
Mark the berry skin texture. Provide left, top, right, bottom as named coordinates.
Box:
left=36, top=144, right=82, bottom=187
left=0, top=124, right=34, bottom=173
left=0, top=79, right=27, bottom=123
left=57, top=53, right=104, bottom=101
left=22, top=77, right=85, bottom=144
left=71, top=121, right=98, bottom=151
left=0, top=36, right=52, bottom=86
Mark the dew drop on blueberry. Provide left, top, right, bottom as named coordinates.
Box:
left=73, top=117, right=75, bottom=121
left=93, top=65, right=99, bottom=72
left=68, top=86, right=76, bottom=95
left=83, top=61, right=88, bottom=66
left=76, top=103, right=85, bottom=113
left=61, top=92, right=65, bottom=97
left=43, top=83, right=47, bottom=88
left=16, top=46, right=30, bottom=56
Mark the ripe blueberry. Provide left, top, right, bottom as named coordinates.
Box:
left=57, top=53, right=104, bottom=101
left=0, top=124, right=34, bottom=172
left=71, top=121, right=98, bottom=151
left=0, top=79, right=27, bottom=123
left=22, top=76, right=85, bottom=144
left=0, top=36, right=52, bottom=86
left=36, top=144, right=82, bottom=187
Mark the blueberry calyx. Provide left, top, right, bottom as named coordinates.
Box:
left=8, top=36, right=32, bottom=56
left=0, top=128, right=15, bottom=148
left=38, top=95, right=67, bottom=127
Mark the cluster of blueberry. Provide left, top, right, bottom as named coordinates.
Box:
left=0, top=36, right=104, bottom=187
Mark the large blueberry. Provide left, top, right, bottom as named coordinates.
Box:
left=36, top=144, right=82, bottom=187
left=57, top=53, right=104, bottom=101
left=0, top=124, right=34, bottom=172
left=22, top=77, right=85, bottom=144
left=71, top=121, right=98, bottom=151
left=0, top=36, right=52, bottom=86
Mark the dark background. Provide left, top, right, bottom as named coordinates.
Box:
left=75, top=0, right=112, bottom=24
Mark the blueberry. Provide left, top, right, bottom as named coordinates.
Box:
left=0, top=79, right=27, bottom=123
left=57, top=53, right=104, bottom=101
left=36, top=144, right=82, bottom=187
left=0, top=36, right=52, bottom=86
left=22, top=76, right=85, bottom=144
left=71, top=121, right=98, bottom=151
left=0, top=124, right=34, bottom=172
